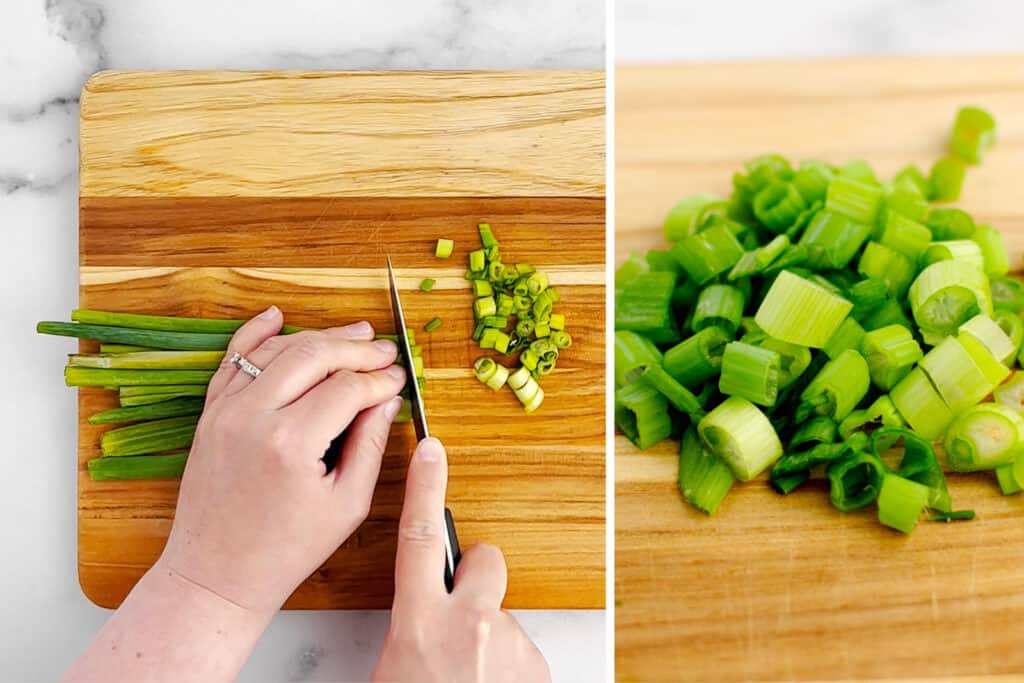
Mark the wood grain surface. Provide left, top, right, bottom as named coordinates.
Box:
left=615, top=56, right=1024, bottom=682
left=77, top=71, right=605, bottom=610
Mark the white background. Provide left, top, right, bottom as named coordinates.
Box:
left=0, top=1, right=604, bottom=681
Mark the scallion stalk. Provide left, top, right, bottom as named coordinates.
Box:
left=38, top=322, right=233, bottom=351
left=615, top=272, right=679, bottom=345
left=616, top=381, right=672, bottom=450
left=943, top=403, right=1024, bottom=472
left=692, top=284, right=744, bottom=334
left=67, top=350, right=224, bottom=370
left=100, top=415, right=200, bottom=457
left=861, top=324, right=923, bottom=390
left=826, top=450, right=886, bottom=512
left=919, top=335, right=1000, bottom=413
left=670, top=224, right=745, bottom=285
left=877, top=474, right=930, bottom=533
left=959, top=314, right=1016, bottom=366
left=950, top=106, right=997, bottom=164
left=753, top=270, right=853, bottom=348
left=88, top=453, right=189, bottom=481
left=890, top=367, right=954, bottom=441
left=908, top=260, right=992, bottom=336
left=66, top=367, right=215, bottom=387
left=88, top=397, right=205, bottom=425
left=662, top=326, right=730, bottom=388
left=678, top=428, right=735, bottom=515
left=697, top=396, right=782, bottom=481
left=717, top=341, right=780, bottom=407
left=797, top=349, right=870, bottom=423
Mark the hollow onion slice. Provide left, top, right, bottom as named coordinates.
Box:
left=959, top=314, right=1017, bottom=366
left=697, top=396, right=783, bottom=481
left=909, top=260, right=992, bottom=337
left=890, top=367, right=954, bottom=441
left=754, top=270, right=853, bottom=348
left=943, top=403, right=1024, bottom=472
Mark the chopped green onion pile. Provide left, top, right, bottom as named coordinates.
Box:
left=455, top=223, right=571, bottom=413
left=616, top=106, right=1019, bottom=533
left=38, top=310, right=424, bottom=480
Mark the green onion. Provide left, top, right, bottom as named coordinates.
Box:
left=88, top=397, right=205, bottom=425
left=877, top=211, right=931, bottom=262
left=994, top=310, right=1024, bottom=356
left=663, top=194, right=722, bottom=243
left=670, top=223, right=745, bottom=285
left=99, top=344, right=150, bottom=354
left=424, top=317, right=442, bottom=333
left=792, top=161, right=833, bottom=203
left=639, top=364, right=703, bottom=416
left=920, top=240, right=985, bottom=271
left=88, top=453, right=189, bottom=481
left=943, top=403, right=1024, bottom=471
left=839, top=395, right=904, bottom=439
left=753, top=182, right=807, bottom=233
left=468, top=249, right=486, bottom=273
left=616, top=381, right=672, bottom=450
left=739, top=333, right=810, bottom=389
left=971, top=224, right=1010, bottom=277
left=857, top=241, right=914, bottom=298
left=65, top=367, right=215, bottom=387
left=959, top=314, right=1016, bottom=366
left=728, top=234, right=790, bottom=281
left=70, top=309, right=248, bottom=334
left=929, top=510, right=976, bottom=521
left=823, top=317, right=866, bottom=361
left=926, top=207, right=976, bottom=240
left=718, top=341, right=780, bottom=407
left=827, top=450, right=886, bottom=511
left=908, top=260, right=992, bottom=336
left=877, top=474, right=930, bottom=533
left=67, top=350, right=223, bottom=370
left=825, top=176, right=882, bottom=224
left=678, top=428, right=735, bottom=515
left=950, top=106, right=996, bottom=163
left=472, top=280, right=493, bottom=297
left=38, top=322, right=233, bottom=351
left=928, top=156, right=966, bottom=202
left=472, top=357, right=510, bottom=391
left=698, top=396, right=783, bottom=481
left=994, top=371, right=1024, bottom=416
left=121, top=385, right=207, bottom=397
left=615, top=272, right=679, bottom=345
left=120, top=391, right=206, bottom=407
left=663, top=326, right=730, bottom=388
left=871, top=426, right=951, bottom=513
left=919, top=335, right=999, bottom=413
left=692, top=284, right=744, bottom=334
left=861, top=324, right=922, bottom=390
left=435, top=238, right=454, bottom=258
left=894, top=164, right=930, bottom=198
left=478, top=222, right=498, bottom=249
left=797, top=349, right=870, bottom=423
left=614, top=331, right=662, bottom=387
left=990, top=276, right=1024, bottom=313
left=753, top=270, right=852, bottom=348
left=890, top=367, right=955, bottom=441
left=799, top=210, right=871, bottom=269
left=101, top=415, right=199, bottom=457
left=885, top=186, right=930, bottom=224
left=420, top=278, right=436, bottom=292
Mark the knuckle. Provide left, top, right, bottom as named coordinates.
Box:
left=265, top=423, right=294, bottom=459
left=398, top=518, right=441, bottom=546
left=294, top=332, right=325, bottom=360
left=258, top=335, right=286, bottom=355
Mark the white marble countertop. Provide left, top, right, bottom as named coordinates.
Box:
left=0, top=2, right=605, bottom=681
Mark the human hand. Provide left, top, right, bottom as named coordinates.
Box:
left=372, top=438, right=551, bottom=683
left=157, top=306, right=407, bottom=617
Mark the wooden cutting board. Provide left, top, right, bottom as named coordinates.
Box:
left=616, top=56, right=1024, bottom=682
left=77, top=70, right=605, bottom=609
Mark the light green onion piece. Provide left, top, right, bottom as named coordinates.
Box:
left=877, top=474, right=930, bottom=534
left=823, top=317, right=866, bottom=360
left=861, top=324, right=923, bottom=391
left=678, top=428, right=735, bottom=515
left=639, top=364, right=703, bottom=416
left=753, top=182, right=807, bottom=233
left=67, top=350, right=223, bottom=370
left=718, top=341, right=781, bottom=407
left=950, top=106, right=997, bottom=164
left=857, top=241, right=914, bottom=298
left=825, top=175, right=882, bottom=224
left=670, top=224, right=745, bottom=285
left=971, top=224, right=1010, bottom=277
left=88, top=397, right=205, bottom=425
left=88, top=453, right=188, bottom=481
left=826, top=451, right=885, bottom=511
left=101, top=415, right=199, bottom=457
left=435, top=238, right=454, bottom=259
left=727, top=234, right=790, bottom=281
left=615, top=331, right=662, bottom=387
left=697, top=396, right=783, bottom=482
left=920, top=240, right=985, bottom=272
left=797, top=349, right=870, bottom=423
left=692, top=284, right=744, bottom=334
left=890, top=367, right=955, bottom=441
left=798, top=210, right=872, bottom=269
left=877, top=211, right=931, bottom=262
left=616, top=381, right=671, bottom=450
left=994, top=371, right=1024, bottom=416
left=943, top=403, right=1024, bottom=471
left=839, top=395, right=904, bottom=439
left=615, top=272, right=679, bottom=345
left=753, top=270, right=853, bottom=348
left=929, top=156, right=967, bottom=202
left=663, top=326, right=730, bottom=389
left=990, top=276, right=1024, bottom=313
left=959, top=314, right=1016, bottom=366
left=424, top=317, right=442, bottom=333
left=996, top=463, right=1022, bottom=495
left=908, top=260, right=992, bottom=336
left=663, top=193, right=722, bottom=243
left=994, top=310, right=1024, bottom=356
left=919, top=335, right=997, bottom=413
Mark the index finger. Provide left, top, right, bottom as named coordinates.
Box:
left=393, top=438, right=449, bottom=604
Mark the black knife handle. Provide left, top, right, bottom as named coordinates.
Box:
left=443, top=507, right=461, bottom=593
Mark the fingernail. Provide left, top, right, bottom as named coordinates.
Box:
left=383, top=396, right=403, bottom=420
left=374, top=339, right=397, bottom=353
left=341, top=320, right=373, bottom=337
left=417, top=437, right=444, bottom=462
left=386, top=364, right=406, bottom=381
left=258, top=305, right=280, bottom=320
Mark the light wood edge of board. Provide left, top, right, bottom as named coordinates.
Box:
left=79, top=70, right=606, bottom=199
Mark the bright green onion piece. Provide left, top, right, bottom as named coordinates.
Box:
left=823, top=317, right=865, bottom=361
left=101, top=415, right=199, bottom=457
left=894, top=164, right=930, bottom=197
left=884, top=186, right=930, bottom=224
left=971, top=224, right=1009, bottom=277
left=930, top=510, right=977, bottom=521
left=697, top=396, right=782, bottom=481
left=994, top=310, right=1024, bottom=357
left=646, top=249, right=682, bottom=275
left=753, top=181, right=807, bottom=233
left=419, top=278, right=436, bottom=293
left=797, top=349, right=870, bottom=422
left=424, top=317, right=442, bottom=333
left=826, top=450, right=886, bottom=512
left=790, top=415, right=838, bottom=449
left=928, top=156, right=967, bottom=202
left=994, top=371, right=1024, bottom=416
left=663, top=193, right=722, bottom=243
left=70, top=309, right=246, bottom=334
left=798, top=210, right=872, bottom=269
left=920, top=240, right=985, bottom=272
left=65, top=367, right=214, bottom=387
left=857, top=241, right=914, bottom=298
left=877, top=211, right=931, bottom=261
left=678, top=428, right=735, bottom=515
left=670, top=224, right=745, bottom=285
left=908, top=260, right=992, bottom=336
left=615, top=381, right=672, bottom=450
left=791, top=161, right=833, bottom=203
left=950, top=106, right=997, bottom=164
left=639, top=363, right=702, bottom=416
left=861, top=324, right=923, bottom=390
left=943, top=403, right=1024, bottom=472
left=435, top=238, right=454, bottom=259
left=877, top=474, right=930, bottom=534
left=473, top=296, right=497, bottom=319
left=471, top=280, right=492, bottom=297
left=996, top=464, right=1022, bottom=495
left=861, top=299, right=914, bottom=333
left=871, top=426, right=951, bottom=513
left=551, top=330, right=572, bottom=349
left=990, top=276, right=1024, bottom=313
left=549, top=313, right=566, bottom=330
left=753, top=270, right=853, bottom=348
left=615, top=272, right=679, bottom=345
left=919, top=335, right=997, bottom=413
left=927, top=207, right=976, bottom=240
left=839, top=395, right=904, bottom=440
left=739, top=333, right=810, bottom=389
left=38, top=322, right=232, bottom=351
left=718, top=341, right=780, bottom=407
left=958, top=332, right=1011, bottom=390
left=67, top=350, right=223, bottom=370
left=662, top=326, right=730, bottom=388
left=890, top=367, right=955, bottom=441
left=825, top=175, right=882, bottom=225
left=959, top=314, right=1016, bottom=366
left=88, top=453, right=188, bottom=481
left=88, top=397, right=205, bottom=425
left=692, top=284, right=744, bottom=334
left=478, top=222, right=498, bottom=249
left=727, top=234, right=789, bottom=281
left=468, top=249, right=486, bottom=273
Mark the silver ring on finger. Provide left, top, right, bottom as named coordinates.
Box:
left=228, top=351, right=263, bottom=379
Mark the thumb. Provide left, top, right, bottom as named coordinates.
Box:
left=393, top=438, right=448, bottom=604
